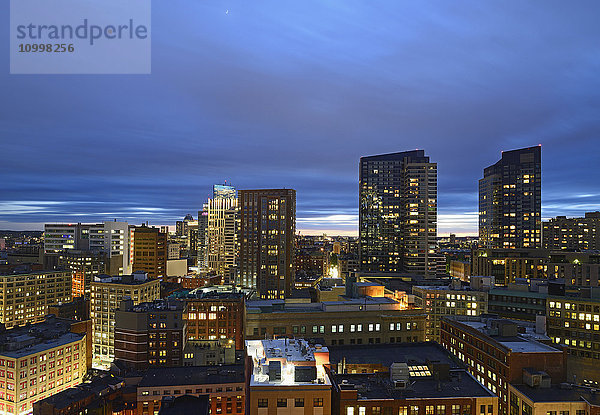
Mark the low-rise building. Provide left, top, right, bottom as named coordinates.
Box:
left=441, top=316, right=566, bottom=415
left=509, top=380, right=600, bottom=415
left=0, top=270, right=71, bottom=329
left=488, top=285, right=548, bottom=322
left=137, top=365, right=245, bottom=415
left=0, top=316, right=88, bottom=415
left=245, top=297, right=426, bottom=346
left=246, top=338, right=332, bottom=415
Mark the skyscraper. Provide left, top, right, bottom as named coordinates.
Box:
left=238, top=189, right=296, bottom=298
left=206, top=184, right=238, bottom=276
left=479, top=145, right=541, bottom=249
left=359, top=150, right=438, bottom=276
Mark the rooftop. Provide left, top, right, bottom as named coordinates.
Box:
left=0, top=316, right=85, bottom=358
left=513, top=383, right=600, bottom=406
left=138, top=365, right=245, bottom=388
left=246, top=296, right=403, bottom=314
left=246, top=338, right=331, bottom=387
left=35, top=374, right=124, bottom=410
left=335, top=370, right=495, bottom=400
left=93, top=272, right=155, bottom=285
left=452, top=318, right=560, bottom=353
left=328, top=342, right=461, bottom=369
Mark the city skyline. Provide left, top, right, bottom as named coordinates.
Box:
left=2, top=1, right=600, bottom=235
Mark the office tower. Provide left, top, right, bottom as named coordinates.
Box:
left=543, top=211, right=600, bottom=251
left=114, top=298, right=186, bottom=370
left=359, top=150, right=438, bottom=276
left=238, top=189, right=296, bottom=298
left=132, top=225, right=168, bottom=279
left=479, top=145, right=541, bottom=249
left=90, top=273, right=161, bottom=367
left=206, top=185, right=238, bottom=277
left=0, top=270, right=72, bottom=329
left=197, top=207, right=208, bottom=269
left=44, top=221, right=131, bottom=274
left=0, top=317, right=88, bottom=415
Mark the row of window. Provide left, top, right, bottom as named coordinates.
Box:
left=257, top=398, right=323, bottom=408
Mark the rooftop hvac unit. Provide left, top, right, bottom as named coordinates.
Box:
left=390, top=363, right=409, bottom=383
left=268, top=361, right=281, bottom=382
left=294, top=365, right=317, bottom=382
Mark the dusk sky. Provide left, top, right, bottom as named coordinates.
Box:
left=2, top=1, right=600, bottom=236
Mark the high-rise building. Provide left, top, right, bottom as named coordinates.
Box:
left=0, top=270, right=72, bottom=329
left=542, top=211, right=600, bottom=251
left=359, top=150, right=438, bottom=276
left=197, top=207, right=208, bottom=269
left=206, top=185, right=238, bottom=277
left=44, top=221, right=131, bottom=274
left=479, top=146, right=541, bottom=249
left=238, top=189, right=296, bottom=298
left=132, top=226, right=167, bottom=279
left=90, top=272, right=161, bottom=367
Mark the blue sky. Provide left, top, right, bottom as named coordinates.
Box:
left=1, top=1, right=600, bottom=235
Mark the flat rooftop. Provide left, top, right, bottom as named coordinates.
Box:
left=328, top=343, right=461, bottom=369
left=138, top=365, right=245, bottom=388
left=513, top=384, right=600, bottom=405
left=458, top=320, right=560, bottom=353
left=335, top=371, right=495, bottom=400
left=246, top=296, right=402, bottom=313
left=246, top=339, right=331, bottom=387
left=0, top=316, right=85, bottom=358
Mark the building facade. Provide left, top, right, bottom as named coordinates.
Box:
left=479, top=146, right=542, bottom=249
left=90, top=273, right=161, bottom=368
left=239, top=189, right=296, bottom=298
left=114, top=299, right=186, bottom=370
left=0, top=270, right=71, bottom=329
left=245, top=298, right=426, bottom=346
left=546, top=295, right=600, bottom=386
left=0, top=317, right=88, bottom=415
left=359, top=150, right=438, bottom=276
left=543, top=211, right=600, bottom=251
left=132, top=226, right=167, bottom=279
left=136, top=365, right=245, bottom=415
left=206, top=186, right=238, bottom=277
left=183, top=290, right=245, bottom=349
left=441, top=316, right=565, bottom=415
left=412, top=286, right=488, bottom=342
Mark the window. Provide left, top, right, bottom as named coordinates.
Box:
left=399, top=407, right=408, bottom=415
left=372, top=407, right=381, bottom=415
left=277, top=398, right=287, bottom=407
left=426, top=406, right=434, bottom=415
left=295, top=398, right=304, bottom=407
left=314, top=398, right=323, bottom=407
left=257, top=399, right=268, bottom=408
left=359, top=407, right=366, bottom=415
left=436, top=405, right=445, bottom=414
left=452, top=405, right=461, bottom=415
left=346, top=407, right=354, bottom=415
left=410, top=407, right=419, bottom=415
